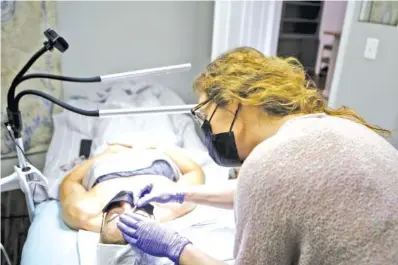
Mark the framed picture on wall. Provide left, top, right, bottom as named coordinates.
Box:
left=359, top=0, right=398, bottom=26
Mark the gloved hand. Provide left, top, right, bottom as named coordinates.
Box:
left=117, top=213, right=191, bottom=263
left=135, top=183, right=185, bottom=207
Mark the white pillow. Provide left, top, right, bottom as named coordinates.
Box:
left=62, top=99, right=100, bottom=137
left=42, top=115, right=86, bottom=199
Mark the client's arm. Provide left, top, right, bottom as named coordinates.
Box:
left=60, top=156, right=102, bottom=230
left=161, top=146, right=205, bottom=185
left=59, top=145, right=130, bottom=231
left=153, top=146, right=205, bottom=221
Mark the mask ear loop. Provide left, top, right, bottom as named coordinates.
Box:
left=208, top=105, right=219, bottom=122
left=193, top=97, right=212, bottom=112
left=229, top=104, right=241, bottom=132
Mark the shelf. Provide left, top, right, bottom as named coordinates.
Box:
left=281, top=21, right=319, bottom=35
left=285, top=1, right=322, bottom=7
left=283, top=3, right=322, bottom=21
left=321, top=57, right=330, bottom=64
left=279, top=34, right=318, bottom=39
left=283, top=18, right=321, bottom=23
left=277, top=0, right=323, bottom=74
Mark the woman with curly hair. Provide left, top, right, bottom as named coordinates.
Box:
left=118, top=47, right=398, bottom=265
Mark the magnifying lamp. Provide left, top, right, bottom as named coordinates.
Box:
left=2, top=28, right=196, bottom=221
left=5, top=28, right=195, bottom=169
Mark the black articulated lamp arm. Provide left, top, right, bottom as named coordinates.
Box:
left=19, top=73, right=101, bottom=84
left=14, top=90, right=99, bottom=117
left=7, top=29, right=69, bottom=110
left=7, top=46, right=48, bottom=109
left=5, top=28, right=103, bottom=138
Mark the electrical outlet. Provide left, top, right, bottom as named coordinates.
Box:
left=364, top=38, right=379, bottom=60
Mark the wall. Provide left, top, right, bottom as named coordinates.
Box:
left=329, top=1, right=398, bottom=146
left=315, top=0, right=347, bottom=75
left=56, top=1, right=214, bottom=103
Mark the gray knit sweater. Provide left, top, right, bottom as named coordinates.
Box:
left=234, top=114, right=398, bottom=265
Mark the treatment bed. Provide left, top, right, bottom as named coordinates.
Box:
left=20, top=81, right=236, bottom=265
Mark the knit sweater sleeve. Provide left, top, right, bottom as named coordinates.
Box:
left=233, top=138, right=299, bottom=265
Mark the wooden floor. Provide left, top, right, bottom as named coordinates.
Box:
left=1, top=191, right=30, bottom=265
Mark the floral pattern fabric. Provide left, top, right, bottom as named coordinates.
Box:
left=1, top=0, right=62, bottom=157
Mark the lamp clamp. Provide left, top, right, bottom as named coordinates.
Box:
left=43, top=28, right=69, bottom=53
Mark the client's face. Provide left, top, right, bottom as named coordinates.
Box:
left=100, top=201, right=153, bottom=245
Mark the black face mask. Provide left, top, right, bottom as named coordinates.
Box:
left=102, top=191, right=154, bottom=216
left=201, top=104, right=243, bottom=167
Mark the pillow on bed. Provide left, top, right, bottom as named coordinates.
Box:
left=39, top=99, right=100, bottom=199
left=62, top=99, right=100, bottom=137
left=43, top=120, right=87, bottom=199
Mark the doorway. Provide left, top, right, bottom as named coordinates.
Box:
left=211, top=0, right=348, bottom=99
left=276, top=1, right=348, bottom=98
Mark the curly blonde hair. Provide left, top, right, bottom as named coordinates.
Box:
left=193, top=47, right=391, bottom=136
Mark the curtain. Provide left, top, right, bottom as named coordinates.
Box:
left=1, top=0, right=62, bottom=157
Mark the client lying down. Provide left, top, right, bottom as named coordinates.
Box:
left=59, top=143, right=204, bottom=245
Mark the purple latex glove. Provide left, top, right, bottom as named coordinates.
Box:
left=135, top=183, right=185, bottom=208
left=117, top=213, right=191, bottom=263
left=133, top=183, right=154, bottom=205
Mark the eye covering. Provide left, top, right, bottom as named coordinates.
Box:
left=102, top=190, right=154, bottom=216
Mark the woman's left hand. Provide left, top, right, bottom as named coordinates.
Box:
left=117, top=213, right=191, bottom=263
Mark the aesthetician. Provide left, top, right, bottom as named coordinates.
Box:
left=118, top=47, right=398, bottom=265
